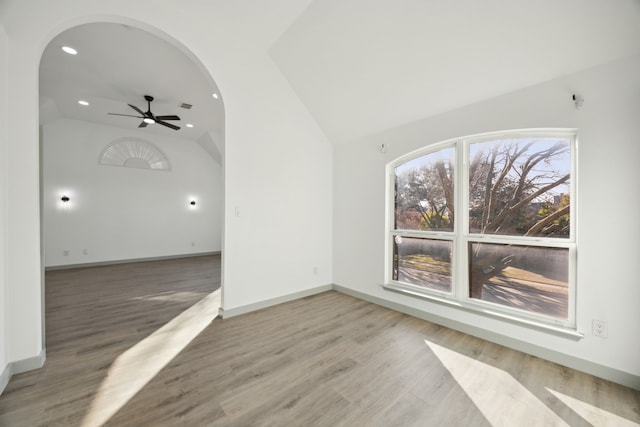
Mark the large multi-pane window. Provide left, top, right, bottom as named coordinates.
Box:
left=388, top=130, right=576, bottom=328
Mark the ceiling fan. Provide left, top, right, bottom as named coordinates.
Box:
left=108, top=95, right=181, bottom=130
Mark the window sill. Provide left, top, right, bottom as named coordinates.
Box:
left=382, top=283, right=584, bottom=341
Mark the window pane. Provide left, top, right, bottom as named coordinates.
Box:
left=395, top=147, right=455, bottom=231
left=468, top=137, right=571, bottom=238
left=469, top=242, right=569, bottom=319
left=393, top=236, right=452, bottom=292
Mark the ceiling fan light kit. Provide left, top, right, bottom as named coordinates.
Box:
left=108, top=95, right=181, bottom=130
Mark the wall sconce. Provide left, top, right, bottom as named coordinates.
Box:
left=188, top=196, right=198, bottom=209
left=61, top=195, right=70, bottom=203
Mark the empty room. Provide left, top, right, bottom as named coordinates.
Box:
left=1, top=1, right=639, bottom=425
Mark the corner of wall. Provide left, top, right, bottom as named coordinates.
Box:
left=0, top=20, right=10, bottom=387
left=0, top=348, right=46, bottom=396
left=0, top=363, right=12, bottom=396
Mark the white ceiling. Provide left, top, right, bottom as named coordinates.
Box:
left=270, top=0, right=640, bottom=144
left=39, top=2, right=640, bottom=149
left=39, top=22, right=224, bottom=145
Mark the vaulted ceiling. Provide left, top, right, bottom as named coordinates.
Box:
left=39, top=1, right=640, bottom=148
left=270, top=0, right=640, bottom=144
left=39, top=22, right=225, bottom=162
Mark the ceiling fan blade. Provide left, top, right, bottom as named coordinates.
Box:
left=156, top=120, right=180, bottom=130
left=154, top=115, right=180, bottom=121
left=138, top=121, right=148, bottom=128
left=108, top=112, right=143, bottom=118
left=128, top=104, right=146, bottom=116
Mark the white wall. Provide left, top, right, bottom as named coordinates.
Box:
left=0, top=1, right=333, bottom=371
left=42, top=119, right=222, bottom=267
left=2, top=9, right=44, bottom=368
left=334, top=55, right=640, bottom=381
left=0, top=23, right=8, bottom=378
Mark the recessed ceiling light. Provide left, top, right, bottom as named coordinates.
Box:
left=61, top=46, right=78, bottom=55
left=212, top=93, right=219, bottom=99
left=186, top=123, right=194, bottom=128
left=143, top=118, right=155, bottom=124
left=78, top=100, right=89, bottom=106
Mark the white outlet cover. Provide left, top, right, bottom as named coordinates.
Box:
left=592, top=319, right=608, bottom=338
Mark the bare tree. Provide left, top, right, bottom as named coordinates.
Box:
left=468, top=139, right=571, bottom=296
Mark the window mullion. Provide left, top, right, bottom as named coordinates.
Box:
left=454, top=138, right=468, bottom=301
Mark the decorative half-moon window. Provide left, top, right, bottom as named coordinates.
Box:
left=99, top=138, right=171, bottom=171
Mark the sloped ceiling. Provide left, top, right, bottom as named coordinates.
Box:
left=38, top=2, right=640, bottom=150
left=270, top=0, right=640, bottom=144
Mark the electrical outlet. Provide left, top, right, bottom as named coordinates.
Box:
left=82, top=249, right=88, bottom=255
left=592, top=319, right=608, bottom=338
left=63, top=250, right=69, bottom=256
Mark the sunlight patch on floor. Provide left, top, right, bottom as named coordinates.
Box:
left=424, top=339, right=568, bottom=427
left=81, top=290, right=221, bottom=427
left=133, top=290, right=207, bottom=303
left=546, top=387, right=639, bottom=427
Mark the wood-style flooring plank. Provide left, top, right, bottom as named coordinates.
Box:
left=1, top=255, right=639, bottom=426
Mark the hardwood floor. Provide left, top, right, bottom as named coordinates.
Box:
left=1, top=255, right=638, bottom=426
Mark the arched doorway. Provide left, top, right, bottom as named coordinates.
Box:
left=34, top=19, right=227, bottom=424
left=39, top=21, right=224, bottom=275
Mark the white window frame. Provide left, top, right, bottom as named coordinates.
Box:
left=384, top=129, right=578, bottom=335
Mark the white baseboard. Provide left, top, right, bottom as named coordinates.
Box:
left=12, top=348, right=46, bottom=374
left=45, top=252, right=221, bottom=271
left=0, top=348, right=46, bottom=396
left=220, top=284, right=333, bottom=319
left=333, top=284, right=640, bottom=391
left=0, top=363, right=12, bottom=396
